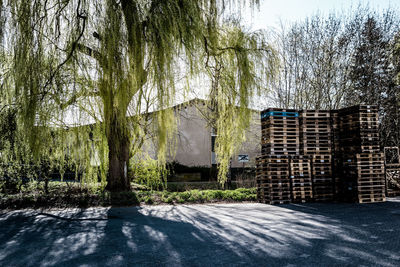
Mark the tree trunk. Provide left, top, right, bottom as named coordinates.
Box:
left=105, top=113, right=131, bottom=192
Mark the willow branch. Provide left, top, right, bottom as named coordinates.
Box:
left=76, top=43, right=102, bottom=62
left=41, top=0, right=87, bottom=100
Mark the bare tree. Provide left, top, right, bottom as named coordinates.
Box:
left=270, top=7, right=399, bottom=113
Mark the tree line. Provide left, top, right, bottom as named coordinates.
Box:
left=269, top=7, right=400, bottom=147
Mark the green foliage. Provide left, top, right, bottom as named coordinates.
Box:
left=203, top=25, right=278, bottom=184
left=1, top=0, right=275, bottom=191
left=0, top=180, right=256, bottom=209
left=166, top=182, right=221, bottom=192
left=144, top=188, right=257, bottom=204
left=0, top=107, right=40, bottom=194
left=0, top=163, right=37, bottom=194
left=349, top=17, right=392, bottom=104
left=130, top=156, right=168, bottom=190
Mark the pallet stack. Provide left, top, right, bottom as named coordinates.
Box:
left=338, top=105, right=380, bottom=155
left=338, top=105, right=385, bottom=203
left=256, top=155, right=291, bottom=204
left=341, top=153, right=385, bottom=203
left=311, top=154, right=334, bottom=201
left=261, top=108, right=300, bottom=156
left=300, top=110, right=334, bottom=201
left=257, top=104, right=385, bottom=204
left=289, top=156, right=313, bottom=203
left=255, top=156, right=264, bottom=203
left=330, top=110, right=342, bottom=197
left=300, top=111, right=332, bottom=155
left=257, top=109, right=300, bottom=204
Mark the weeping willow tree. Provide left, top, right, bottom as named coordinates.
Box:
left=1, top=0, right=278, bottom=191
left=204, top=25, right=277, bottom=184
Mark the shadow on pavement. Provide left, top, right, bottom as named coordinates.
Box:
left=0, top=198, right=399, bottom=266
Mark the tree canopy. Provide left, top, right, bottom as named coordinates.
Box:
left=0, top=0, right=278, bottom=191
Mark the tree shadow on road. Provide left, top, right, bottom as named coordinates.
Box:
left=0, top=199, right=399, bottom=266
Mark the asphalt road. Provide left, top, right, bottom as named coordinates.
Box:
left=1, top=198, right=400, bottom=266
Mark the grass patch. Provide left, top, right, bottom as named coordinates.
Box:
left=0, top=181, right=256, bottom=209
left=136, top=188, right=257, bottom=205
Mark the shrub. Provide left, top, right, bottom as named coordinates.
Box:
left=166, top=181, right=221, bottom=192
left=179, top=191, right=191, bottom=201
left=143, top=195, right=154, bottom=204
left=1, top=181, right=257, bottom=209
left=0, top=163, right=38, bottom=194
left=187, top=189, right=202, bottom=202
left=130, top=156, right=168, bottom=190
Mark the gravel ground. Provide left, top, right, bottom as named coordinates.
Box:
left=1, top=198, right=400, bottom=266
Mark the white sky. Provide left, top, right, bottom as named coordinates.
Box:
left=242, top=0, right=400, bottom=31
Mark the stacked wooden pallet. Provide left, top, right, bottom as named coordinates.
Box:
left=261, top=109, right=300, bottom=156
left=300, top=110, right=333, bottom=201
left=300, top=110, right=332, bottom=155
left=256, top=155, right=291, bottom=204
left=338, top=105, right=380, bottom=154
left=330, top=110, right=342, bottom=197
left=257, top=104, right=385, bottom=204
left=311, top=154, right=334, bottom=201
left=338, top=105, right=385, bottom=203
left=257, top=109, right=300, bottom=204
left=289, top=156, right=313, bottom=203
left=342, top=153, right=386, bottom=203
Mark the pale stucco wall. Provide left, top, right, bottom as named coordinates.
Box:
left=170, top=103, right=212, bottom=166
left=142, top=99, right=261, bottom=168
left=230, top=111, right=261, bottom=168
left=168, top=100, right=261, bottom=168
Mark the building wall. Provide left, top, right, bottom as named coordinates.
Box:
left=171, top=102, right=212, bottom=166
left=230, top=111, right=261, bottom=168
left=168, top=99, right=261, bottom=168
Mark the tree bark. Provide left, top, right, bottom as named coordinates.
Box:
left=105, top=113, right=131, bottom=192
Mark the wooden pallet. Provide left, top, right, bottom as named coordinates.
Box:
left=262, top=143, right=300, bottom=148
left=262, top=123, right=299, bottom=129
left=289, top=156, right=313, bottom=203
left=311, top=154, right=334, bottom=201
left=262, top=136, right=299, bottom=145
left=301, top=110, right=331, bottom=117
left=303, top=148, right=332, bottom=155
left=261, top=148, right=300, bottom=156
left=256, top=155, right=292, bottom=204
left=300, top=111, right=333, bottom=157
left=357, top=197, right=386, bottom=203
left=258, top=104, right=385, bottom=204
left=261, top=117, right=299, bottom=123
left=337, top=104, right=378, bottom=115
left=339, top=152, right=386, bottom=203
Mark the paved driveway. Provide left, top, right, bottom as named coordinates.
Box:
left=1, top=199, right=400, bottom=266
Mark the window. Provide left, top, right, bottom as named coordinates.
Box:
left=211, top=135, right=216, bottom=152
